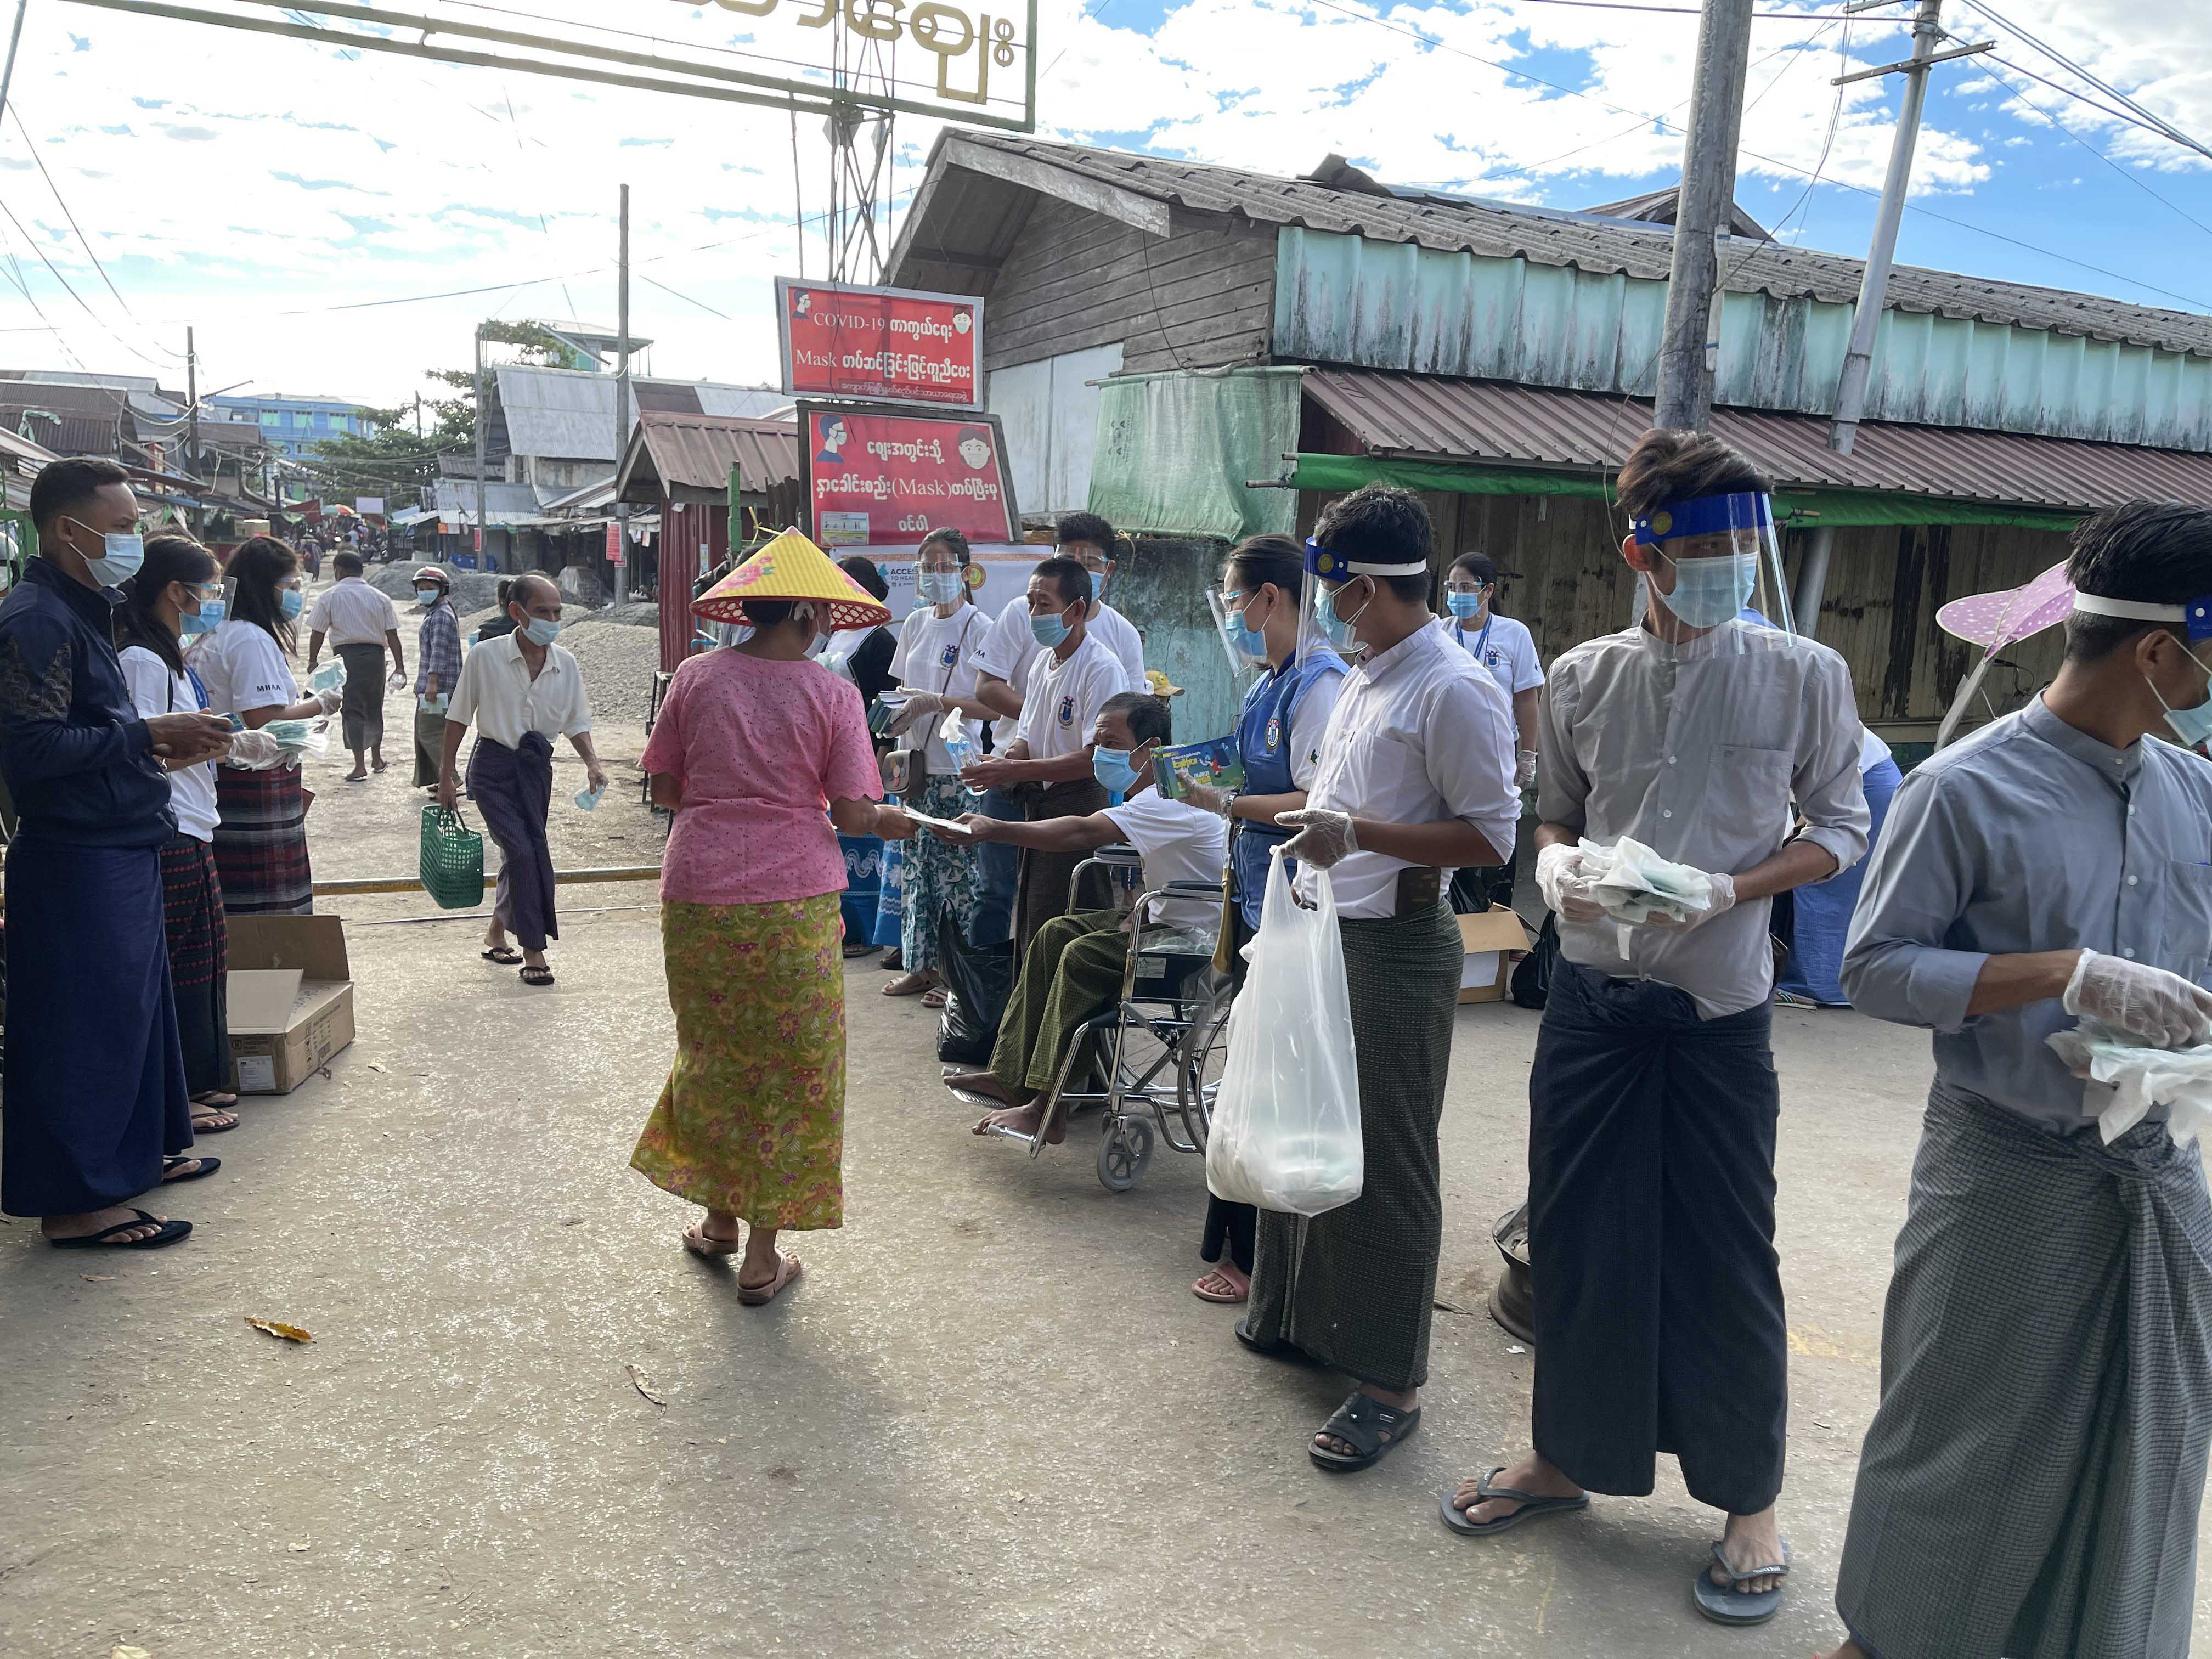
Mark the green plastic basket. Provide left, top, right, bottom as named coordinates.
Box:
left=419, top=805, right=486, bottom=910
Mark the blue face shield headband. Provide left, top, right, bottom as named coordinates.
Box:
left=1631, top=492, right=1774, bottom=629
left=1629, top=491, right=1776, bottom=548
left=1304, top=537, right=1426, bottom=650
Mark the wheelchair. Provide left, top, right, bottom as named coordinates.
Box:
left=979, top=845, right=1235, bottom=1194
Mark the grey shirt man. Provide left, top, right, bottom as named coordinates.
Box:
left=1842, top=695, right=2212, bottom=1133
left=1539, top=619, right=1871, bottom=1017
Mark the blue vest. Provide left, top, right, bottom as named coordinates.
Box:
left=1232, top=647, right=1348, bottom=929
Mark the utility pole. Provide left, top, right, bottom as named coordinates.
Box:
left=185, top=327, right=200, bottom=477
left=1792, top=0, right=1992, bottom=634
left=0, top=0, right=30, bottom=133
left=1651, top=0, right=1754, bottom=431
left=613, top=183, right=632, bottom=609
left=473, top=322, right=488, bottom=571
left=414, top=393, right=424, bottom=440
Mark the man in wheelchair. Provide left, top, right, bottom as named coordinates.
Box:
left=934, top=691, right=1227, bottom=1142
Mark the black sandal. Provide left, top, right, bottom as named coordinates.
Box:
left=481, top=947, right=522, bottom=966
left=1308, top=1391, right=1421, bottom=1472
left=1233, top=1316, right=1306, bottom=1361
left=47, top=1209, right=193, bottom=1250
left=1691, top=1538, right=1791, bottom=1626
left=161, top=1155, right=221, bottom=1183
left=521, top=966, right=555, bottom=987
left=1438, top=1468, right=1591, bottom=1536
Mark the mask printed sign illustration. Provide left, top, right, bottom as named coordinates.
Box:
left=778, top=279, right=984, bottom=409
left=799, top=403, right=1019, bottom=550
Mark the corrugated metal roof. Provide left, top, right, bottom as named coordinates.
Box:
left=618, top=411, right=800, bottom=500
left=942, top=134, right=2212, bottom=358
left=1301, top=368, right=2212, bottom=513
left=496, top=366, right=798, bottom=462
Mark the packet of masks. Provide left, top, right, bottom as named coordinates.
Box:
left=261, top=718, right=331, bottom=758
left=1576, top=834, right=1720, bottom=926
left=2046, top=1019, right=2212, bottom=1147
left=307, top=659, right=346, bottom=695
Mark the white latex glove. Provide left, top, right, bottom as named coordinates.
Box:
left=1515, top=750, right=1539, bottom=790
left=885, top=692, right=941, bottom=737
left=1535, top=842, right=1606, bottom=922
left=224, top=728, right=284, bottom=771
left=315, top=686, right=345, bottom=714
left=2064, top=951, right=2212, bottom=1049
left=1274, top=808, right=1357, bottom=870
left=1637, top=870, right=1737, bottom=933
left=1183, top=780, right=1233, bottom=817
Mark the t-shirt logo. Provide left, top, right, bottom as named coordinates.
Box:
left=1057, top=692, right=1075, bottom=728
left=1265, top=714, right=1282, bottom=751
left=939, top=642, right=960, bottom=668
left=1484, top=648, right=1503, bottom=669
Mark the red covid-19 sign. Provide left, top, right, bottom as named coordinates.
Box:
left=799, top=403, right=1019, bottom=549
left=776, top=278, right=983, bottom=409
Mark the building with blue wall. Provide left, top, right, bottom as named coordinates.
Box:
left=208, top=393, right=376, bottom=460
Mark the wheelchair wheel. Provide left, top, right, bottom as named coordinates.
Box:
left=1097, top=1116, right=1154, bottom=1193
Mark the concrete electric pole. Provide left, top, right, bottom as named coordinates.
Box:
left=1651, top=0, right=1755, bottom=432
left=473, top=322, right=488, bottom=571
left=613, top=183, right=632, bottom=609
left=185, top=326, right=200, bottom=477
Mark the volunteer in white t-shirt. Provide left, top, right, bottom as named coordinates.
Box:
left=1439, top=550, right=1545, bottom=911
left=1049, top=510, right=1147, bottom=689
left=959, top=557, right=1128, bottom=958
left=936, top=690, right=1227, bottom=1143
left=875, top=527, right=997, bottom=995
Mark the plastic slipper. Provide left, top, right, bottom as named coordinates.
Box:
left=921, top=988, right=949, bottom=1010
left=1310, top=1392, right=1421, bottom=1472
left=481, top=947, right=522, bottom=966
left=48, top=1210, right=192, bottom=1250
left=681, top=1222, right=742, bottom=1258
left=882, top=972, right=936, bottom=998
left=1691, top=1538, right=1791, bottom=1626
left=193, top=1090, right=240, bottom=1109
left=1192, top=1269, right=1249, bottom=1305
left=736, top=1250, right=802, bottom=1306
left=841, top=941, right=878, bottom=958
left=1233, top=1316, right=1305, bottom=1360
left=161, top=1155, right=221, bottom=1183
left=1439, top=1469, right=1592, bottom=1536
left=189, top=1108, right=240, bottom=1134
left=520, top=966, right=555, bottom=988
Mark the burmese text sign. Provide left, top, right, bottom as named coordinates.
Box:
left=777, top=279, right=983, bottom=409
left=799, top=402, right=1018, bottom=549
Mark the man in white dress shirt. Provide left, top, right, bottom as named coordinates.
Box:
left=304, top=549, right=404, bottom=782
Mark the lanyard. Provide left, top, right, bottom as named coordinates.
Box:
left=1458, top=614, right=1496, bottom=661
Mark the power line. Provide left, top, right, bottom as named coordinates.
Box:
left=1953, top=0, right=2212, bottom=162
left=1984, top=59, right=2212, bottom=245
left=637, top=271, right=731, bottom=320
left=1979, top=52, right=2212, bottom=163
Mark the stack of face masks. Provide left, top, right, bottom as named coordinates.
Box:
left=1576, top=835, right=1722, bottom=927
left=2047, top=1019, right=2212, bottom=1147
left=261, top=719, right=330, bottom=759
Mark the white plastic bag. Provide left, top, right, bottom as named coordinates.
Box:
left=2047, top=1019, right=2212, bottom=1146
left=1205, top=849, right=1363, bottom=1216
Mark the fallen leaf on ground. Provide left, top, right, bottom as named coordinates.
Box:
left=80, top=1274, right=115, bottom=1283
left=246, top=1317, right=313, bottom=1343
left=625, top=1364, right=665, bottom=1406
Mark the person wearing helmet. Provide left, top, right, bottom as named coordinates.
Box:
left=410, top=565, right=460, bottom=792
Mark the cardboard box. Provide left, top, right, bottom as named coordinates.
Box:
left=226, top=916, right=355, bottom=1095
left=1458, top=904, right=1531, bottom=1004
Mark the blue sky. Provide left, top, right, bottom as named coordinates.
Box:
left=0, top=0, right=2204, bottom=409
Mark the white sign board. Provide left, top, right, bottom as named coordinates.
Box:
left=354, top=497, right=385, bottom=516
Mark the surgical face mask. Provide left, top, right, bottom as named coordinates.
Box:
left=182, top=591, right=223, bottom=636
left=68, top=518, right=144, bottom=586
left=1316, top=580, right=1370, bottom=649
left=1088, top=565, right=1112, bottom=604
left=916, top=568, right=964, bottom=607
left=1446, top=588, right=1487, bottom=622
left=1655, top=549, right=1754, bottom=630
left=1030, top=607, right=1071, bottom=650
left=523, top=617, right=561, bottom=647
left=1092, top=743, right=1144, bottom=800
left=1222, top=590, right=1269, bottom=661
left=280, top=588, right=305, bottom=620
left=2148, top=641, right=2212, bottom=749
left=414, top=588, right=440, bottom=608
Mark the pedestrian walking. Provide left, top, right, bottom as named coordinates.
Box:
left=0, top=458, right=234, bottom=1248
left=436, top=572, right=606, bottom=988
left=1818, top=500, right=2212, bottom=1659
left=1437, top=550, right=1544, bottom=912
left=1237, top=484, right=1520, bottom=1472
left=410, top=566, right=461, bottom=791
left=629, top=532, right=912, bottom=1302
left=191, top=536, right=343, bottom=917
left=1444, top=430, right=1869, bottom=1629
left=304, top=549, right=404, bottom=781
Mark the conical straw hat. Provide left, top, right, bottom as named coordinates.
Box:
left=692, top=528, right=892, bottom=630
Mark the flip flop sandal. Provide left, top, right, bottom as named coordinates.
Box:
left=48, top=1209, right=192, bottom=1250
left=1691, top=1539, right=1791, bottom=1626
left=161, top=1155, right=222, bottom=1183
left=1233, top=1316, right=1306, bottom=1360
left=841, top=941, right=878, bottom=958
left=878, top=952, right=905, bottom=972
left=1309, top=1392, right=1421, bottom=1473
left=1192, top=1271, right=1249, bottom=1305
left=1438, top=1468, right=1592, bottom=1536
left=481, top=947, right=523, bottom=966
left=882, top=972, right=937, bottom=998
left=190, top=1108, right=240, bottom=1134
left=736, top=1250, right=802, bottom=1306
left=920, top=988, right=949, bottom=1010
left=681, top=1222, right=743, bottom=1258
left=193, top=1091, right=240, bottom=1108
left=520, top=966, right=555, bottom=988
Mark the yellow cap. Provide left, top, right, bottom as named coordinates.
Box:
left=692, top=528, right=893, bottom=630
left=1144, top=669, right=1185, bottom=698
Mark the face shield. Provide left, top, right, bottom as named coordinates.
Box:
left=1207, top=583, right=1273, bottom=680
left=1627, top=491, right=1794, bottom=656
left=1297, top=536, right=1426, bottom=666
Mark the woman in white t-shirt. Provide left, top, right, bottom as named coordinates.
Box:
left=189, top=536, right=341, bottom=916
left=875, top=528, right=997, bottom=1000
left=117, top=536, right=273, bottom=1141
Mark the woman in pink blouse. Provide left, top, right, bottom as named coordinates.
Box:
left=629, top=545, right=911, bottom=1304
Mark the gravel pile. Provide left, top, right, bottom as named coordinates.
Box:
left=592, top=601, right=660, bottom=629
left=560, top=618, right=664, bottom=722
left=369, top=563, right=510, bottom=613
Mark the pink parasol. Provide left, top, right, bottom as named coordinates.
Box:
left=1936, top=561, right=2074, bottom=649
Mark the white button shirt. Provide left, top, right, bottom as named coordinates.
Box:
left=305, top=575, right=401, bottom=647
left=448, top=632, right=592, bottom=748
left=1296, top=622, right=1521, bottom=919
left=971, top=596, right=1143, bottom=697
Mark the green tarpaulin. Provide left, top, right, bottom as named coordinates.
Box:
left=1287, top=453, right=2086, bottom=534
left=1091, top=368, right=1305, bottom=543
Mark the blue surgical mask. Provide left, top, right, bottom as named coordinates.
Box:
left=1446, top=590, right=1486, bottom=622
left=1030, top=608, right=1071, bottom=649
left=1092, top=744, right=1143, bottom=800
left=523, top=617, right=562, bottom=647
left=182, top=599, right=223, bottom=637
left=1222, top=591, right=1268, bottom=661
left=917, top=569, right=964, bottom=607
left=71, top=519, right=144, bottom=588
left=1316, top=582, right=1367, bottom=649
left=280, top=588, right=305, bottom=620
left=2149, top=644, right=2212, bottom=749
left=1656, top=551, right=1755, bottom=629
left=415, top=589, right=440, bottom=608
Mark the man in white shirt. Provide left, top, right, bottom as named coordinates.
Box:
left=1051, top=511, right=1146, bottom=689
left=960, top=557, right=1128, bottom=960
left=436, top=573, right=608, bottom=987
left=1440, top=550, right=1544, bottom=913
left=939, top=691, right=1225, bottom=1141
left=304, top=549, right=404, bottom=782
